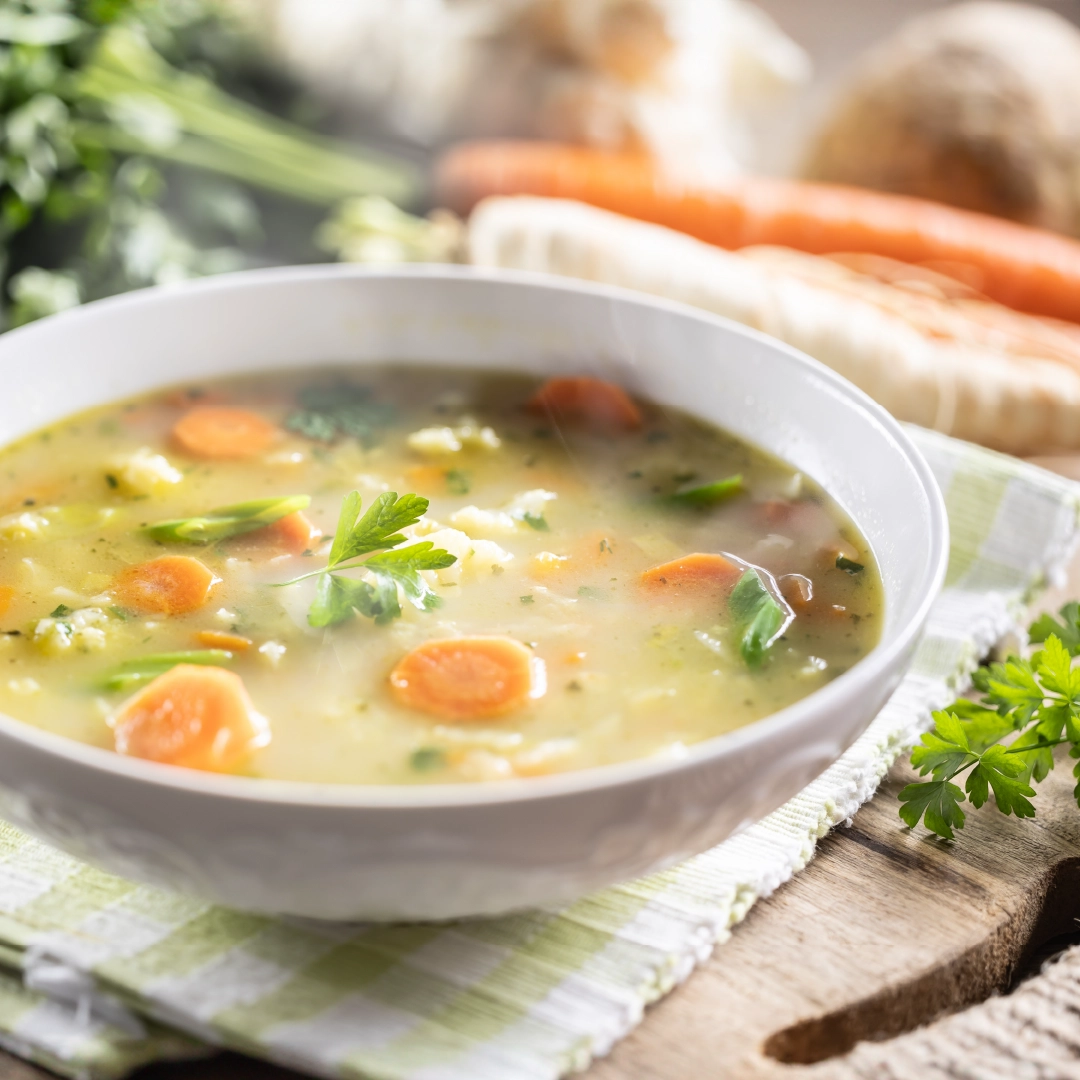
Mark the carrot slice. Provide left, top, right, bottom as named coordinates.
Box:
left=172, top=407, right=277, bottom=459
left=0, top=586, right=14, bottom=618
left=640, top=553, right=742, bottom=594
left=112, top=664, right=269, bottom=772
left=195, top=630, right=252, bottom=652
left=113, top=556, right=219, bottom=615
left=527, top=377, right=642, bottom=432
left=389, top=636, right=545, bottom=721
left=243, top=511, right=322, bottom=556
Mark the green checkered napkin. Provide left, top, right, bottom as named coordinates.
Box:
left=0, top=427, right=1074, bottom=1080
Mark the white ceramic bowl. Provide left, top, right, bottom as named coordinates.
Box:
left=0, top=267, right=947, bottom=920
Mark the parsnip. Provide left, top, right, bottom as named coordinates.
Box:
left=468, top=196, right=1080, bottom=454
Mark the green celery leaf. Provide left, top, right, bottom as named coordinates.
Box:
left=145, top=495, right=310, bottom=545
left=966, top=745, right=1036, bottom=817
left=910, top=711, right=977, bottom=781
left=328, top=491, right=428, bottom=567
left=898, top=780, right=966, bottom=839
left=835, top=554, right=864, bottom=574
left=729, top=568, right=788, bottom=668
left=972, top=657, right=1043, bottom=725
left=522, top=512, right=549, bottom=532
left=671, top=475, right=744, bottom=508
left=99, top=649, right=234, bottom=692
left=1029, top=602, right=1080, bottom=656
left=364, top=542, right=457, bottom=612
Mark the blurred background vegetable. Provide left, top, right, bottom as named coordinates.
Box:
left=0, top=0, right=420, bottom=328
left=803, top=2, right=1080, bottom=236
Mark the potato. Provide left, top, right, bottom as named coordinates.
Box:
left=803, top=2, right=1080, bottom=236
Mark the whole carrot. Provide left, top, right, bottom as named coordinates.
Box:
left=436, top=141, right=1080, bottom=324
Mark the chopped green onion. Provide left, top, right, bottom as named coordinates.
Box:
left=671, top=474, right=744, bottom=508
left=98, top=650, right=234, bottom=692
left=144, top=495, right=310, bottom=545
left=836, top=554, right=865, bottom=574
left=410, top=747, right=447, bottom=772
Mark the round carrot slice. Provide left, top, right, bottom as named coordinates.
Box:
left=241, top=511, right=321, bottom=556
left=640, top=553, right=742, bottom=594
left=172, top=407, right=277, bottom=459
left=112, top=664, right=269, bottom=772
left=113, top=556, right=219, bottom=615
left=527, top=377, right=643, bottom=432
left=389, top=636, right=545, bottom=721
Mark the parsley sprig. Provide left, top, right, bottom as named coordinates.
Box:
left=276, top=491, right=456, bottom=628
left=899, top=603, right=1080, bottom=839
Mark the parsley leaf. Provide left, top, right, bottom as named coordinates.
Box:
left=899, top=603, right=1080, bottom=841
left=285, top=383, right=394, bottom=446
left=965, top=746, right=1036, bottom=818
left=1029, top=601, right=1080, bottom=655
left=910, top=711, right=977, bottom=781
left=145, top=495, right=310, bottom=545
left=898, top=780, right=966, bottom=839
left=522, top=512, right=549, bottom=531
left=327, top=491, right=428, bottom=566
left=278, top=491, right=456, bottom=629
left=363, top=542, right=458, bottom=612
left=971, top=656, right=1043, bottom=725
left=729, top=568, right=790, bottom=668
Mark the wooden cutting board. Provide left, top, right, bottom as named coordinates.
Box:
left=3, top=470, right=1080, bottom=1080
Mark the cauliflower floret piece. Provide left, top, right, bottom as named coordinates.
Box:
left=109, top=447, right=182, bottom=496
left=505, top=488, right=557, bottom=522
left=407, top=426, right=462, bottom=455
left=467, top=539, right=515, bottom=575
left=450, top=490, right=558, bottom=538
left=455, top=419, right=501, bottom=450
left=33, top=607, right=110, bottom=655
left=0, top=511, right=49, bottom=540
left=418, top=527, right=512, bottom=584
left=449, top=505, right=517, bottom=536
left=406, top=419, right=501, bottom=456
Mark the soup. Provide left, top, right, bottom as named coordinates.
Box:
left=0, top=368, right=882, bottom=784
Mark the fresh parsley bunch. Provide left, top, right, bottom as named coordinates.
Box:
left=0, top=0, right=419, bottom=327
left=278, top=491, right=456, bottom=628
left=900, top=602, right=1080, bottom=839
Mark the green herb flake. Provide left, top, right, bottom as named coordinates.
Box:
left=145, top=495, right=310, bottom=545
left=49, top=604, right=71, bottom=619
left=285, top=383, right=394, bottom=446
left=410, top=747, right=447, bottom=772
left=671, top=474, right=744, bottom=508
left=520, top=595, right=534, bottom=605
left=104, top=473, right=118, bottom=490
left=446, top=469, right=470, bottom=495
left=577, top=586, right=609, bottom=601
left=836, top=554, right=865, bottom=575
left=522, top=512, right=549, bottom=532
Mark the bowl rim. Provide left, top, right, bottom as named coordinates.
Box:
left=0, top=263, right=949, bottom=809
